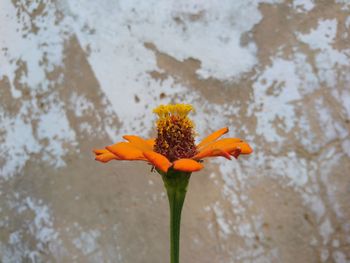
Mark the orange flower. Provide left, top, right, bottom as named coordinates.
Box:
left=93, top=104, right=252, bottom=173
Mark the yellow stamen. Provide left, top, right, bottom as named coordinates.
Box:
left=153, top=104, right=194, bottom=118
left=154, top=104, right=195, bottom=134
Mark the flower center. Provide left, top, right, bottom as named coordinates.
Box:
left=153, top=104, right=197, bottom=161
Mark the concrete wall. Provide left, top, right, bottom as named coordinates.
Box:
left=1, top=0, right=350, bottom=262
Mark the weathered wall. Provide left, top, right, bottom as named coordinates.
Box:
left=1, top=0, right=350, bottom=262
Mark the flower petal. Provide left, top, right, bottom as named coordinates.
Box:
left=236, top=142, right=253, bottom=154
left=209, top=149, right=232, bottom=160
left=146, top=139, right=155, bottom=148
left=106, top=142, right=147, bottom=160
left=123, top=135, right=154, bottom=151
left=173, top=159, right=203, bottom=172
left=143, top=151, right=172, bottom=173
left=197, top=127, right=229, bottom=149
left=93, top=149, right=109, bottom=155
left=93, top=149, right=119, bottom=163
left=227, top=142, right=252, bottom=159
left=193, top=138, right=252, bottom=160
left=95, top=152, right=119, bottom=163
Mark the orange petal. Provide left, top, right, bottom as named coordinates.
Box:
left=193, top=138, right=242, bottom=159
left=227, top=142, right=252, bottom=159
left=93, top=149, right=119, bottom=162
left=236, top=142, right=253, bottom=154
left=123, top=135, right=154, bottom=151
left=197, top=127, right=229, bottom=149
left=93, top=149, right=109, bottom=155
left=95, top=152, right=119, bottom=163
left=173, top=159, right=203, bottom=172
left=106, top=142, right=147, bottom=160
left=210, top=149, right=232, bottom=160
left=143, top=151, right=172, bottom=173
left=146, top=139, right=155, bottom=148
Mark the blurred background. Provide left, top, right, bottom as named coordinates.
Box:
left=1, top=0, right=350, bottom=262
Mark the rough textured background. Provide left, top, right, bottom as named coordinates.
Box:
left=1, top=0, right=350, bottom=262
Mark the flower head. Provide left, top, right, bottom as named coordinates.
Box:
left=94, top=104, right=252, bottom=173
left=153, top=104, right=197, bottom=161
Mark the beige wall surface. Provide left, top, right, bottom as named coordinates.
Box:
left=1, top=0, right=350, bottom=262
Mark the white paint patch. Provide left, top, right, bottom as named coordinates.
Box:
left=0, top=196, right=62, bottom=263
left=73, top=230, right=101, bottom=255
left=297, top=19, right=338, bottom=50
left=61, top=0, right=281, bottom=81
left=341, top=139, right=350, bottom=158
left=213, top=202, right=232, bottom=237
left=332, top=239, right=340, bottom=247
left=69, top=93, right=95, bottom=118
left=37, top=102, right=78, bottom=167
left=57, top=0, right=283, bottom=137
left=271, top=152, right=309, bottom=186
left=0, top=1, right=79, bottom=178
left=321, top=248, right=330, bottom=262
left=0, top=97, right=78, bottom=178
left=338, top=89, right=350, bottom=120
left=293, top=0, right=315, bottom=12
left=297, top=19, right=350, bottom=86
left=0, top=1, right=70, bottom=93
left=316, top=98, right=349, bottom=146
left=25, top=197, right=59, bottom=245
left=336, top=0, right=350, bottom=10
left=333, top=251, right=349, bottom=263
left=250, top=58, right=303, bottom=143
left=346, top=16, right=350, bottom=28
left=303, top=194, right=326, bottom=222
left=319, top=218, right=334, bottom=245
left=0, top=108, right=40, bottom=179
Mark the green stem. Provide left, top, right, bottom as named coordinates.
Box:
left=161, top=170, right=191, bottom=263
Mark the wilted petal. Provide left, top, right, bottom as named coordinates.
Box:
left=230, top=148, right=242, bottom=159
left=193, top=138, right=252, bottom=160
left=209, top=149, right=232, bottom=160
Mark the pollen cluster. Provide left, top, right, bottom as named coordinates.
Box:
left=153, top=104, right=197, bottom=161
